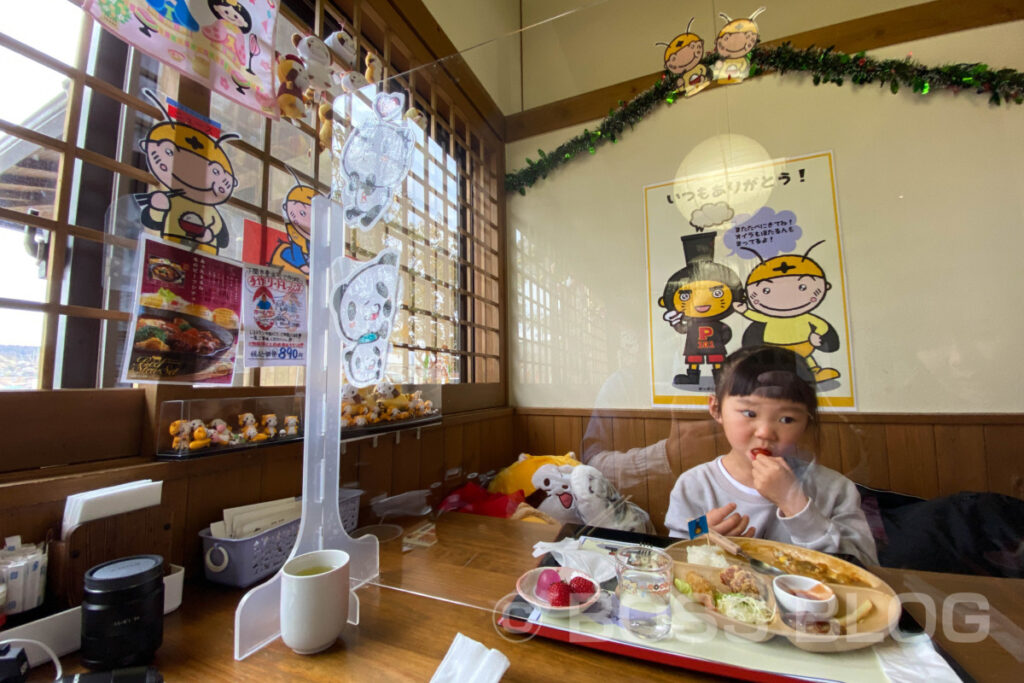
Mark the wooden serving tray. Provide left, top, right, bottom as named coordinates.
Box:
left=667, top=538, right=901, bottom=653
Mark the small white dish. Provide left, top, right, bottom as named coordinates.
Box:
left=772, top=574, right=837, bottom=618
left=516, top=566, right=600, bottom=618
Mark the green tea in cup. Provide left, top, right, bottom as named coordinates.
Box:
left=293, top=565, right=334, bottom=576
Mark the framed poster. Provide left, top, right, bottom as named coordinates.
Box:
left=122, top=235, right=242, bottom=385
left=644, top=151, right=854, bottom=408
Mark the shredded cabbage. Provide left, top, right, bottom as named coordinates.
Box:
left=715, top=593, right=773, bottom=624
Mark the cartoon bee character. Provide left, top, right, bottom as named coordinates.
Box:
left=658, top=18, right=709, bottom=98
left=659, top=232, right=743, bottom=386
left=136, top=90, right=239, bottom=255
left=733, top=241, right=841, bottom=383
left=269, top=180, right=316, bottom=276
left=712, top=6, right=766, bottom=84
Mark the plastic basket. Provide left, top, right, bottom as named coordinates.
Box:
left=200, top=489, right=362, bottom=588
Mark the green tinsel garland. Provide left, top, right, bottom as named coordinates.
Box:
left=506, top=42, right=1024, bottom=195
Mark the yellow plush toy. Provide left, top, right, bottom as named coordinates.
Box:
left=488, top=452, right=581, bottom=524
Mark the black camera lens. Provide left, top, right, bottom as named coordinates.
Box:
left=81, top=555, right=165, bottom=670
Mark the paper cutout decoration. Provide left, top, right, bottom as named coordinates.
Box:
left=336, top=92, right=417, bottom=232
left=87, top=0, right=279, bottom=117
left=270, top=178, right=317, bottom=277
left=330, top=249, right=401, bottom=387
left=712, top=7, right=765, bottom=84
left=659, top=18, right=709, bottom=98
left=135, top=90, right=239, bottom=256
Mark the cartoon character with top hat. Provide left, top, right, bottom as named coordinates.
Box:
left=733, top=240, right=841, bottom=383
left=659, top=232, right=743, bottom=386
left=136, top=90, right=239, bottom=255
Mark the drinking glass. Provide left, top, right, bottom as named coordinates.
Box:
left=614, top=545, right=673, bottom=640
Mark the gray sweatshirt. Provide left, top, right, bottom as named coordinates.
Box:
left=665, top=454, right=879, bottom=566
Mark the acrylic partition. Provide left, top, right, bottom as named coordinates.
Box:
left=284, top=0, right=1024, bottom=616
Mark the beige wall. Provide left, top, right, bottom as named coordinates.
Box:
left=506, top=21, right=1024, bottom=413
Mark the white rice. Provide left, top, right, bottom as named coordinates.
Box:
left=686, top=545, right=729, bottom=568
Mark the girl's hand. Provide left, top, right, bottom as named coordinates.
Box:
left=707, top=502, right=756, bottom=537
left=751, top=456, right=808, bottom=517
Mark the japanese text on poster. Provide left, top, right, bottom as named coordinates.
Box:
left=242, top=265, right=307, bottom=367
left=122, top=235, right=242, bottom=385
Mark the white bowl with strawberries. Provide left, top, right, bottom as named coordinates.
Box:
left=516, top=566, right=601, bottom=617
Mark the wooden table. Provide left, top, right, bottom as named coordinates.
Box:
left=29, top=514, right=1024, bottom=681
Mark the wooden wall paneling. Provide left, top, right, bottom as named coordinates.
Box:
left=611, top=417, right=646, bottom=452
left=340, top=439, right=360, bottom=487
left=161, top=476, right=189, bottom=569
left=462, top=420, right=481, bottom=478
left=417, top=427, right=446, bottom=490
left=669, top=418, right=720, bottom=477
left=982, top=425, right=1024, bottom=500
left=259, top=444, right=304, bottom=501
left=884, top=424, right=939, bottom=499
left=836, top=422, right=891, bottom=490
left=525, top=414, right=555, bottom=454
left=182, top=457, right=263, bottom=576
left=643, top=417, right=673, bottom=534
left=553, top=414, right=584, bottom=458
left=443, top=423, right=465, bottom=485
left=814, top=422, right=843, bottom=473
left=513, top=412, right=529, bottom=455
left=0, top=389, right=145, bottom=472
left=357, top=436, right=395, bottom=507
left=934, top=424, right=988, bottom=496
left=391, top=430, right=423, bottom=495
left=643, top=418, right=671, bottom=450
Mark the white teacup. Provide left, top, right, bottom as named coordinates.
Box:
left=280, top=549, right=351, bottom=654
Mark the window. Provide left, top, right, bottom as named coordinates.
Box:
left=0, top=0, right=505, bottom=407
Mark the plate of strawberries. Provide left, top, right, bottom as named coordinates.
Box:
left=515, top=566, right=600, bottom=617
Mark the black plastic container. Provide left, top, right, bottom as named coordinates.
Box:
left=81, top=554, right=164, bottom=670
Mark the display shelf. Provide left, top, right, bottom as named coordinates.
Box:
left=156, top=394, right=304, bottom=458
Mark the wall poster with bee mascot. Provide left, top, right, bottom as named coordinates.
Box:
left=86, top=0, right=279, bottom=116
left=644, top=150, right=855, bottom=409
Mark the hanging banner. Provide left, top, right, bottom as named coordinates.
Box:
left=644, top=150, right=854, bottom=408
left=242, top=265, right=307, bottom=367
left=122, top=235, right=242, bottom=385
left=87, top=0, right=279, bottom=118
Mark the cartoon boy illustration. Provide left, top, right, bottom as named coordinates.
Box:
left=270, top=182, right=316, bottom=276
left=658, top=18, right=709, bottom=97
left=733, top=241, right=841, bottom=382
left=137, top=91, right=239, bottom=255
left=659, top=232, right=743, bottom=386
left=711, top=7, right=766, bottom=83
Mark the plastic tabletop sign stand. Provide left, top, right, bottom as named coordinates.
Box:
left=234, top=197, right=380, bottom=660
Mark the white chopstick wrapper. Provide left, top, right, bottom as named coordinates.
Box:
left=532, top=538, right=617, bottom=583
left=430, top=632, right=510, bottom=683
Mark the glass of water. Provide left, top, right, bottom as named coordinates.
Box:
left=614, top=545, right=673, bottom=640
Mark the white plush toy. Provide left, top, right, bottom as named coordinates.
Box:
left=571, top=465, right=654, bottom=534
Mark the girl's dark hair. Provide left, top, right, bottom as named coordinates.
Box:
left=714, top=345, right=819, bottom=422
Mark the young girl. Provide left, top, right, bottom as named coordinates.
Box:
left=664, top=345, right=878, bottom=565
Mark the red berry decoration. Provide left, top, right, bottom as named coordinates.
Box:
left=547, top=581, right=571, bottom=607
left=569, top=576, right=595, bottom=597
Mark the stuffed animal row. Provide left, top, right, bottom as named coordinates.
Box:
left=488, top=452, right=654, bottom=534
left=341, top=378, right=437, bottom=429
left=168, top=413, right=301, bottom=453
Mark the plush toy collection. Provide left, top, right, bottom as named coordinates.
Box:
left=341, top=379, right=437, bottom=429
left=166, top=412, right=301, bottom=453
left=488, top=452, right=654, bottom=533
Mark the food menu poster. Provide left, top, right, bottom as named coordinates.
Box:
left=242, top=265, right=307, bottom=367
left=122, top=235, right=243, bottom=385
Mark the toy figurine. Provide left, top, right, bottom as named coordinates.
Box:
left=260, top=414, right=278, bottom=439
left=209, top=418, right=234, bottom=446
left=277, top=53, right=310, bottom=120
left=238, top=412, right=260, bottom=442
left=170, top=419, right=190, bottom=451
left=188, top=419, right=212, bottom=450
left=283, top=415, right=300, bottom=436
